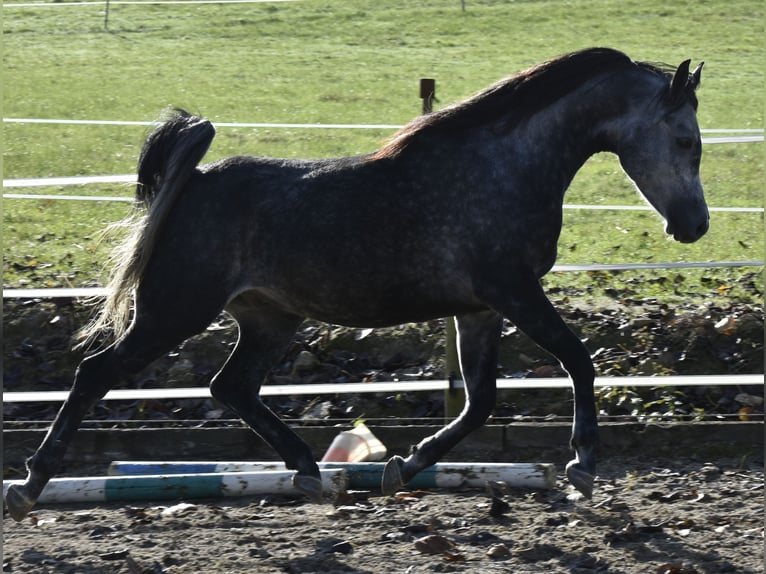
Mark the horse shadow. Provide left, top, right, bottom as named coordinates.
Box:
left=569, top=505, right=747, bottom=572
left=280, top=541, right=374, bottom=574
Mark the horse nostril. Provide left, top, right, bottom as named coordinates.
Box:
left=696, top=219, right=709, bottom=238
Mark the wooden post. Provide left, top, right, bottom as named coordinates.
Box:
left=444, top=318, right=465, bottom=420
left=420, top=78, right=435, bottom=115
left=104, top=0, right=111, bottom=30
left=418, top=78, right=461, bottom=420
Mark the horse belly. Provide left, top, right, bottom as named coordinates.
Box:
left=248, top=266, right=484, bottom=328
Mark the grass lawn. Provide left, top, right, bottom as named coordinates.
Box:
left=3, top=0, right=764, bottom=304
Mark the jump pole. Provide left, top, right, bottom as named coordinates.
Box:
left=1, top=469, right=347, bottom=505
left=109, top=461, right=557, bottom=490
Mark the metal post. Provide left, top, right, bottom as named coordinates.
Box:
left=420, top=78, right=435, bottom=115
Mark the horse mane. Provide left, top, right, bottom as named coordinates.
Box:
left=371, top=47, right=680, bottom=161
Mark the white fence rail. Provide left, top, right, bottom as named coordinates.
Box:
left=3, top=190, right=763, bottom=215
left=3, top=258, right=764, bottom=302
left=3, top=374, right=763, bottom=403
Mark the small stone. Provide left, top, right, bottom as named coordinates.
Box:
left=487, top=543, right=511, bottom=559
left=698, top=464, right=722, bottom=481
left=88, top=525, right=116, bottom=538
left=414, top=534, right=455, bottom=555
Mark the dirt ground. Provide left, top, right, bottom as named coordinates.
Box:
left=2, top=457, right=763, bottom=574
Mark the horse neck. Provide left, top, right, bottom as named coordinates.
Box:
left=503, top=71, right=654, bottom=194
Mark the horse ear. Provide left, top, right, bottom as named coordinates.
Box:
left=670, top=59, right=692, bottom=102
left=690, top=61, right=704, bottom=90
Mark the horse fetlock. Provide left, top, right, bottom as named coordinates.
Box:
left=4, top=483, right=38, bottom=522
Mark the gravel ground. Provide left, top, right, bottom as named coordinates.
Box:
left=3, top=457, right=763, bottom=574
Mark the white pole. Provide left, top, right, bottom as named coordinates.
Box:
left=108, top=461, right=558, bottom=490
left=2, top=469, right=348, bottom=504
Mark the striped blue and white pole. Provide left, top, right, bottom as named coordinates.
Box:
left=1, top=469, right=347, bottom=505
left=109, top=461, right=557, bottom=490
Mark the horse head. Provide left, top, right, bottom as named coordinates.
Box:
left=615, top=59, right=708, bottom=243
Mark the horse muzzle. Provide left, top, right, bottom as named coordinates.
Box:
left=664, top=198, right=709, bottom=244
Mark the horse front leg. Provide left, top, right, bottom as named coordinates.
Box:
left=382, top=310, right=502, bottom=494
left=483, top=275, right=598, bottom=498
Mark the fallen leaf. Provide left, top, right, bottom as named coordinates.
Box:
left=99, top=549, right=129, bottom=561
left=648, top=490, right=683, bottom=503
left=395, top=490, right=429, bottom=501
left=443, top=551, right=466, bottom=562
left=414, top=535, right=456, bottom=555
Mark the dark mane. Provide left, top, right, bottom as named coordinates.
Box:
left=372, top=47, right=675, bottom=160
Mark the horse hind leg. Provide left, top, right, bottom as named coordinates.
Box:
left=3, top=310, right=210, bottom=521
left=4, top=346, right=116, bottom=521
left=382, top=310, right=503, bottom=494
left=208, top=305, right=323, bottom=501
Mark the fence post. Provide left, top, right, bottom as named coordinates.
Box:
left=418, top=78, right=461, bottom=418
left=420, top=78, right=436, bottom=114
left=418, top=78, right=464, bottom=420
left=444, top=318, right=465, bottom=420
left=104, top=0, right=111, bottom=30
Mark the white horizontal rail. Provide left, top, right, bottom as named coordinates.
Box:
left=3, top=374, right=762, bottom=403
left=7, top=0, right=296, bottom=6
left=3, top=260, right=763, bottom=301
left=2, top=118, right=402, bottom=129
left=3, top=193, right=135, bottom=202
left=3, top=174, right=137, bottom=188
left=704, top=135, right=763, bottom=144
left=3, top=118, right=762, bottom=133
left=3, top=191, right=762, bottom=214
left=3, top=118, right=763, bottom=139
left=3, top=178, right=765, bottom=216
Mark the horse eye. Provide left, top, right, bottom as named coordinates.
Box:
left=676, top=137, right=693, bottom=149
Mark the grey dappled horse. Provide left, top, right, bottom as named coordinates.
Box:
left=5, top=48, right=707, bottom=521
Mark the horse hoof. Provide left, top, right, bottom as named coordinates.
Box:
left=292, top=473, right=323, bottom=503
left=381, top=455, right=406, bottom=495
left=5, top=484, right=37, bottom=522
left=565, top=462, right=594, bottom=500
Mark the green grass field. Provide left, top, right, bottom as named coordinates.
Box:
left=3, top=0, right=764, bottom=304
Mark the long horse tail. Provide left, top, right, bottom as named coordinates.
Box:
left=77, top=109, right=215, bottom=348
